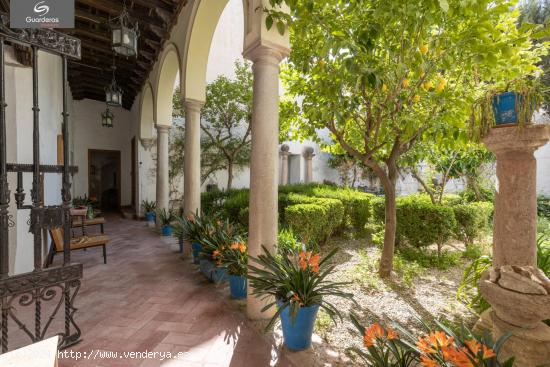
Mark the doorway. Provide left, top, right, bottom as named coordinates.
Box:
left=88, top=149, right=121, bottom=212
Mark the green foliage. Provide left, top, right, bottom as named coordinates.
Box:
left=201, top=61, right=253, bottom=189
left=285, top=198, right=344, bottom=246
left=247, top=246, right=355, bottom=330
left=222, top=189, right=250, bottom=221
left=201, top=189, right=229, bottom=215
left=453, top=202, right=494, bottom=245
left=173, top=212, right=210, bottom=244
left=460, top=187, right=495, bottom=203
left=199, top=218, right=243, bottom=260
left=394, top=196, right=457, bottom=250
left=397, top=247, right=462, bottom=271
left=218, top=238, right=248, bottom=276
left=349, top=313, right=514, bottom=367
left=140, top=200, right=156, bottom=213
left=157, top=208, right=175, bottom=226
left=537, top=234, right=550, bottom=277
left=277, top=228, right=302, bottom=254
left=537, top=195, right=550, bottom=219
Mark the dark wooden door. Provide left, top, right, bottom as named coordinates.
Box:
left=131, top=137, right=136, bottom=210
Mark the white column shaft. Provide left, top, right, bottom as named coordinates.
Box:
left=183, top=100, right=203, bottom=218
left=155, top=125, right=170, bottom=213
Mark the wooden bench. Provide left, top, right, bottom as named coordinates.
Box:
left=48, top=227, right=108, bottom=265
left=71, top=216, right=105, bottom=234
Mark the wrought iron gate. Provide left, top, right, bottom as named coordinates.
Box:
left=0, top=14, right=83, bottom=353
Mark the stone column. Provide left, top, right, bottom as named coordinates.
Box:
left=480, top=124, right=550, bottom=366
left=183, top=99, right=203, bottom=255
left=280, top=144, right=290, bottom=185
left=244, top=45, right=286, bottom=319
left=155, top=124, right=170, bottom=216
left=303, top=146, right=315, bottom=183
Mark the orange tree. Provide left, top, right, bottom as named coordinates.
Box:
left=271, top=0, right=546, bottom=277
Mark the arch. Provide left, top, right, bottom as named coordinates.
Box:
left=139, top=82, right=155, bottom=140
left=183, top=0, right=234, bottom=102
left=155, top=43, right=182, bottom=126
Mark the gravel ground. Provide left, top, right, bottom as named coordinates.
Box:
left=306, top=237, right=479, bottom=366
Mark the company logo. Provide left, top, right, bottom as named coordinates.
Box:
left=10, top=0, right=74, bottom=29
left=33, top=1, right=50, bottom=16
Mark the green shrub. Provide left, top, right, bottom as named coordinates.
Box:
left=460, top=187, right=494, bottom=203
left=201, top=190, right=229, bottom=214
left=538, top=195, right=550, bottom=219
left=453, top=202, right=493, bottom=245
left=222, top=189, right=249, bottom=220
left=441, top=194, right=463, bottom=206
left=311, top=187, right=374, bottom=232
left=285, top=198, right=344, bottom=245
left=277, top=228, right=302, bottom=254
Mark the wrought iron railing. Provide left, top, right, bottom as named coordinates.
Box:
left=0, top=13, right=83, bottom=353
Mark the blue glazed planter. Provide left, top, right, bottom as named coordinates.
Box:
left=191, top=243, right=202, bottom=264
left=199, top=258, right=228, bottom=284
left=161, top=225, right=173, bottom=236
left=229, top=275, right=247, bottom=299
left=145, top=212, right=156, bottom=222
left=492, top=92, right=521, bottom=126
left=278, top=301, right=320, bottom=351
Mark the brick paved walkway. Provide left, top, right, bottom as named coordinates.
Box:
left=54, top=216, right=295, bottom=367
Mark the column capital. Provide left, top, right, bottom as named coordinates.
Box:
left=243, top=44, right=287, bottom=67
left=184, top=99, right=205, bottom=113
left=483, top=124, right=550, bottom=156
left=155, top=124, right=171, bottom=133
left=302, top=146, right=315, bottom=159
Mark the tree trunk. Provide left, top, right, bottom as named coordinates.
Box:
left=227, top=160, right=234, bottom=190
left=466, top=175, right=481, bottom=201
left=379, top=178, right=397, bottom=278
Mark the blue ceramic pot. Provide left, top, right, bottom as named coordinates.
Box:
left=211, top=266, right=228, bottom=284
left=145, top=212, right=156, bottom=222
left=191, top=243, right=202, bottom=264
left=229, top=275, right=247, bottom=299
left=492, top=91, right=521, bottom=126
left=277, top=301, right=320, bottom=351
left=199, top=258, right=214, bottom=278
left=199, top=258, right=228, bottom=283
left=161, top=225, right=173, bottom=236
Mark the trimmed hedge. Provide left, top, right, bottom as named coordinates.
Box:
left=453, top=202, right=493, bottom=245
left=285, top=197, right=344, bottom=245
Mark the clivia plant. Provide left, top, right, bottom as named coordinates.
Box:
left=218, top=237, right=248, bottom=299
left=173, top=211, right=210, bottom=263
left=247, top=245, right=354, bottom=350
left=349, top=313, right=514, bottom=367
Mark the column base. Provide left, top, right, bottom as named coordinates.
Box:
left=247, top=294, right=276, bottom=321
left=491, top=312, right=550, bottom=367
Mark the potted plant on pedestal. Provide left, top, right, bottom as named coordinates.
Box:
left=472, top=78, right=543, bottom=137
left=248, top=245, right=354, bottom=351
left=219, top=238, right=248, bottom=299
left=141, top=200, right=156, bottom=223
left=158, top=208, right=175, bottom=236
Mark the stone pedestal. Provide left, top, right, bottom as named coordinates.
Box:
left=155, top=125, right=170, bottom=218
left=280, top=144, right=289, bottom=185
left=481, top=124, right=550, bottom=367
left=303, top=146, right=315, bottom=184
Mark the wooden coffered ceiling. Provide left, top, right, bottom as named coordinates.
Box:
left=0, top=0, right=188, bottom=110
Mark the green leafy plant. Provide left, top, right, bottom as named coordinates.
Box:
left=453, top=202, right=493, bottom=246
left=247, top=246, right=355, bottom=330
left=457, top=255, right=493, bottom=313
left=173, top=211, right=206, bottom=243
left=218, top=237, right=248, bottom=276
left=200, top=218, right=242, bottom=263
left=157, top=208, right=175, bottom=226
left=141, top=200, right=156, bottom=213
left=349, top=313, right=514, bottom=367
left=277, top=228, right=302, bottom=255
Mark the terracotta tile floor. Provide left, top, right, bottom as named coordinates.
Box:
left=46, top=216, right=296, bottom=367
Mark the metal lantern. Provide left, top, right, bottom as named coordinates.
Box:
left=110, top=2, right=139, bottom=57
left=101, top=108, right=114, bottom=128
left=105, top=66, right=122, bottom=107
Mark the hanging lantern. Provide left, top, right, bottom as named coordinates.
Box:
left=105, top=64, right=122, bottom=107
left=101, top=108, right=114, bottom=128
left=110, top=2, right=139, bottom=57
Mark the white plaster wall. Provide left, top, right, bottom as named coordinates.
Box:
left=71, top=99, right=134, bottom=206
left=536, top=141, right=550, bottom=196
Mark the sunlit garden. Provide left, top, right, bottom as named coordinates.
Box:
left=153, top=0, right=550, bottom=366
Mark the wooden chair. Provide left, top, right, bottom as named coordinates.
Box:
left=71, top=217, right=105, bottom=235
left=48, top=227, right=108, bottom=265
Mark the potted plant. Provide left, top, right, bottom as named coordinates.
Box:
left=173, top=212, right=206, bottom=264
left=247, top=245, right=355, bottom=351
left=158, top=208, right=175, bottom=236
left=199, top=219, right=241, bottom=284
left=219, top=237, right=248, bottom=299
left=472, top=78, right=543, bottom=137
left=349, top=313, right=514, bottom=366
left=141, top=200, right=156, bottom=223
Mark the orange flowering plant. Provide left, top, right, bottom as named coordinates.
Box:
left=350, top=314, right=514, bottom=367
left=199, top=218, right=244, bottom=265
left=247, top=245, right=355, bottom=330
left=218, top=237, right=248, bottom=276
